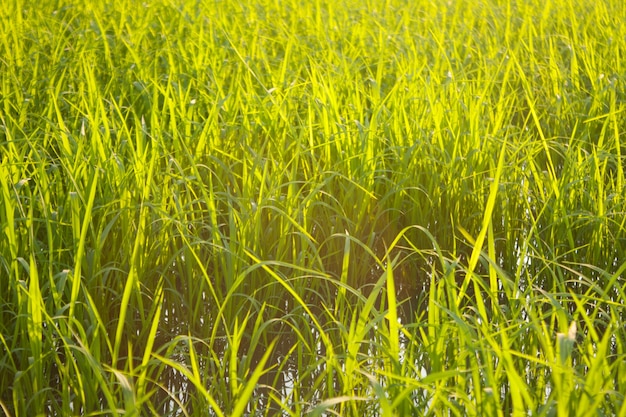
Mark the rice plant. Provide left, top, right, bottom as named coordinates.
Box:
left=1, top=0, right=625, bottom=415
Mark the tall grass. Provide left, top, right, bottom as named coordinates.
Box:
left=1, top=0, right=625, bottom=415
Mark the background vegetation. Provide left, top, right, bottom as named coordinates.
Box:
left=1, top=0, right=625, bottom=415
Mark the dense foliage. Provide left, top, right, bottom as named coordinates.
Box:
left=1, top=0, right=625, bottom=415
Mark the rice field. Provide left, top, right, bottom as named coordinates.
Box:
left=1, top=0, right=625, bottom=415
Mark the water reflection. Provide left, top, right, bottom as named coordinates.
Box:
left=143, top=244, right=625, bottom=416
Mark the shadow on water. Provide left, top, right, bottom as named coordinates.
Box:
left=141, top=268, right=433, bottom=415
